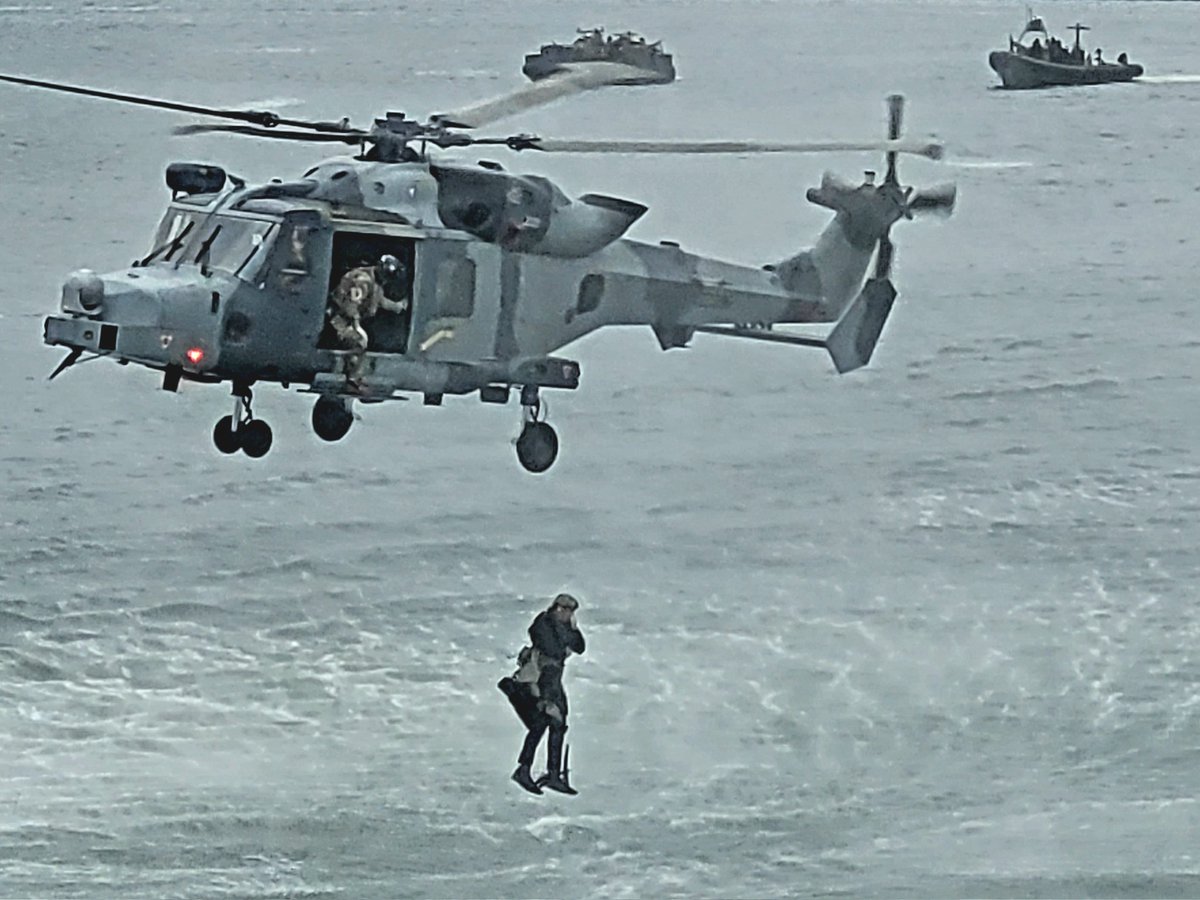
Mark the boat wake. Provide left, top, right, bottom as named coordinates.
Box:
left=1136, top=74, right=1200, bottom=85
left=946, top=159, right=1034, bottom=170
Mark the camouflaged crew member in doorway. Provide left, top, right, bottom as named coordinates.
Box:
left=329, top=254, right=409, bottom=388
left=509, top=593, right=585, bottom=795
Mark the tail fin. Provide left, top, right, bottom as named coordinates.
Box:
left=775, top=175, right=903, bottom=320
left=825, top=277, right=897, bottom=373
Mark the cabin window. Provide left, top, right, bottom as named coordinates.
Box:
left=283, top=225, right=313, bottom=273
left=272, top=223, right=315, bottom=295
left=576, top=274, right=604, bottom=315
left=435, top=258, right=476, bottom=318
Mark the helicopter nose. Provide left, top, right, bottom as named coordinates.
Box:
left=47, top=267, right=229, bottom=376
left=61, top=268, right=106, bottom=314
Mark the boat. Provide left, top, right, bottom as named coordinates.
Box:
left=523, top=27, right=675, bottom=85
left=988, top=14, right=1143, bottom=89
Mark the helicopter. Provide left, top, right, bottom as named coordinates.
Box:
left=1, top=60, right=956, bottom=473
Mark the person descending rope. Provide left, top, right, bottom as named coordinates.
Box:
left=498, top=593, right=585, bottom=795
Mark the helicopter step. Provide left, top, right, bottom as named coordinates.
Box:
left=213, top=386, right=273, bottom=459
left=311, top=371, right=399, bottom=403
left=306, top=374, right=565, bottom=472
left=315, top=351, right=582, bottom=397
left=308, top=352, right=578, bottom=470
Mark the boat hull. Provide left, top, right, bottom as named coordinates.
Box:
left=523, top=50, right=675, bottom=85
left=988, top=51, right=1143, bottom=89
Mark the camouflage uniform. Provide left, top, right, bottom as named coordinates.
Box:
left=329, top=263, right=409, bottom=383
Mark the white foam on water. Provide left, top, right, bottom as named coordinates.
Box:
left=1137, top=74, right=1200, bottom=84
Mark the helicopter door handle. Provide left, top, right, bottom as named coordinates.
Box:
left=419, top=328, right=455, bottom=352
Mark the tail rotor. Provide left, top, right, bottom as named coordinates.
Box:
left=874, top=94, right=956, bottom=280
left=823, top=95, right=956, bottom=373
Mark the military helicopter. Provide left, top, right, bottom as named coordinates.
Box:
left=1, top=61, right=956, bottom=473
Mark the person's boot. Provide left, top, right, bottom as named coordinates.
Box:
left=538, top=770, right=578, bottom=795
left=537, top=730, right=577, bottom=795
left=511, top=764, right=542, bottom=795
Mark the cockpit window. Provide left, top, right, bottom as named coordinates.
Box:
left=192, top=219, right=277, bottom=278
left=144, top=211, right=277, bottom=279
left=143, top=211, right=197, bottom=264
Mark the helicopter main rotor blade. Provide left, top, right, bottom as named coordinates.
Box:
left=173, top=123, right=365, bottom=143
left=0, top=72, right=354, bottom=132
left=429, top=61, right=663, bottom=130
left=508, top=137, right=945, bottom=159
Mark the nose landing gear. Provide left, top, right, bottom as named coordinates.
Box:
left=515, top=385, right=559, bottom=473
left=212, top=386, right=274, bottom=458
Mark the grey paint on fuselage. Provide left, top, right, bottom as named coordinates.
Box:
left=48, top=154, right=905, bottom=392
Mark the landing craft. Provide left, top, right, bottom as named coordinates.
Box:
left=1, top=59, right=955, bottom=473
left=523, top=27, right=676, bottom=84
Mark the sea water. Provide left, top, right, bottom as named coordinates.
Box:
left=1, top=1, right=1198, bottom=897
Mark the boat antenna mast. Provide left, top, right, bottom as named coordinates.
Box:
left=1068, top=22, right=1090, bottom=51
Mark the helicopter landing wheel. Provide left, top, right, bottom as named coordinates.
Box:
left=212, top=416, right=273, bottom=457
left=213, top=415, right=241, bottom=454
left=239, top=419, right=273, bottom=458
left=213, top=387, right=273, bottom=458
left=516, top=421, right=559, bottom=473
left=312, top=395, right=354, bottom=442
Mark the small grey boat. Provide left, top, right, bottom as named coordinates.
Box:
left=523, top=28, right=676, bottom=85
left=989, top=15, right=1143, bottom=89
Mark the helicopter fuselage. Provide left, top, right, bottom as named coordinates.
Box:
left=44, top=157, right=879, bottom=399
left=4, top=60, right=952, bottom=472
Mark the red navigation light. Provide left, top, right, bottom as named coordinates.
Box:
left=185, top=347, right=204, bottom=365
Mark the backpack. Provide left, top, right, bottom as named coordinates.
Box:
left=497, top=646, right=543, bottom=729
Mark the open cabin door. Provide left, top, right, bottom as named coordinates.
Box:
left=320, top=230, right=417, bottom=354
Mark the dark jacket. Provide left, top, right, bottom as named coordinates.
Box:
left=529, top=610, right=586, bottom=664
left=529, top=611, right=585, bottom=722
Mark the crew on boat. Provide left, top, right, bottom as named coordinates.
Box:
left=1012, top=30, right=1130, bottom=68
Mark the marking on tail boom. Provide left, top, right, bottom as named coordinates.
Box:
left=694, top=275, right=897, bottom=374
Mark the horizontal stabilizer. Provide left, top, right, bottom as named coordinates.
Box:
left=824, top=277, right=897, bottom=373
left=692, top=324, right=825, bottom=349
left=692, top=278, right=897, bottom=374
